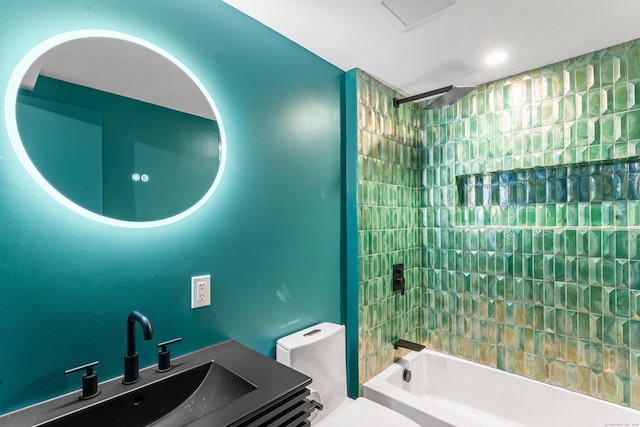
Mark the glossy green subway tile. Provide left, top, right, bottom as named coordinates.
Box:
left=577, top=312, right=590, bottom=340
left=578, top=284, right=591, bottom=312
left=615, top=230, right=629, bottom=259
left=567, top=281, right=580, bottom=309
left=603, top=316, right=618, bottom=345
left=591, top=258, right=603, bottom=286
left=566, top=257, right=578, bottom=283
left=578, top=258, right=590, bottom=284
left=617, top=260, right=630, bottom=288
left=632, top=291, right=640, bottom=319
left=604, top=287, right=616, bottom=317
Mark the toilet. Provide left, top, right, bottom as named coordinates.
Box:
left=276, top=322, right=419, bottom=426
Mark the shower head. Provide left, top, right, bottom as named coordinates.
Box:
left=392, top=85, right=477, bottom=110
left=422, top=86, right=477, bottom=110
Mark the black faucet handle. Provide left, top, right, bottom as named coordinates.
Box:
left=64, top=361, right=101, bottom=400
left=157, top=337, right=182, bottom=372
left=392, top=264, right=405, bottom=295
left=157, top=337, right=182, bottom=349
left=64, top=360, right=99, bottom=375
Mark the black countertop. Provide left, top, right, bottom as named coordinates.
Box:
left=0, top=340, right=311, bottom=427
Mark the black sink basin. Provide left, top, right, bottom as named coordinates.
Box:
left=1, top=341, right=311, bottom=427
left=38, top=361, right=256, bottom=427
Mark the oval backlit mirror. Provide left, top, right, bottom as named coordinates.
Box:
left=5, top=30, right=226, bottom=227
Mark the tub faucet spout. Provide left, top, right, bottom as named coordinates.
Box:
left=123, top=311, right=153, bottom=384
left=394, top=339, right=425, bottom=352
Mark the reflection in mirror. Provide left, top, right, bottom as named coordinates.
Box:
left=5, top=31, right=225, bottom=227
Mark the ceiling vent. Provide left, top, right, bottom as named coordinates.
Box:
left=381, top=0, right=457, bottom=27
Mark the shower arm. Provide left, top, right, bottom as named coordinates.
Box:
left=392, top=85, right=453, bottom=108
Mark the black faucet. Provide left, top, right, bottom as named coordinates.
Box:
left=394, top=339, right=425, bottom=352
left=123, top=311, right=153, bottom=384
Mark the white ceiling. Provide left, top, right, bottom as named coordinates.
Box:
left=222, top=0, right=640, bottom=98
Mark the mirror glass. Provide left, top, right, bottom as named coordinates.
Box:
left=5, top=31, right=225, bottom=227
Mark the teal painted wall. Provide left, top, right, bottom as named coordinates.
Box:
left=0, top=0, right=343, bottom=413
left=16, top=92, right=105, bottom=215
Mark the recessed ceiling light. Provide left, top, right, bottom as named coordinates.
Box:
left=485, top=51, right=508, bottom=65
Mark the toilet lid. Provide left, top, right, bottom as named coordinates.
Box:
left=314, top=398, right=419, bottom=427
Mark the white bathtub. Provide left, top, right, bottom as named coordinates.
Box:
left=363, top=349, right=640, bottom=427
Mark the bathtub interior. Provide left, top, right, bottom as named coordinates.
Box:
left=364, top=349, right=640, bottom=427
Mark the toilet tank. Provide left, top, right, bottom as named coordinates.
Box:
left=276, top=322, right=347, bottom=414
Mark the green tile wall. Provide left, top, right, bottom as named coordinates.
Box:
left=356, top=70, right=425, bottom=385
left=423, top=39, right=640, bottom=409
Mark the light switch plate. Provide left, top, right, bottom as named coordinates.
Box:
left=191, top=275, right=211, bottom=309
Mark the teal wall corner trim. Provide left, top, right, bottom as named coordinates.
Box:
left=344, top=68, right=360, bottom=398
